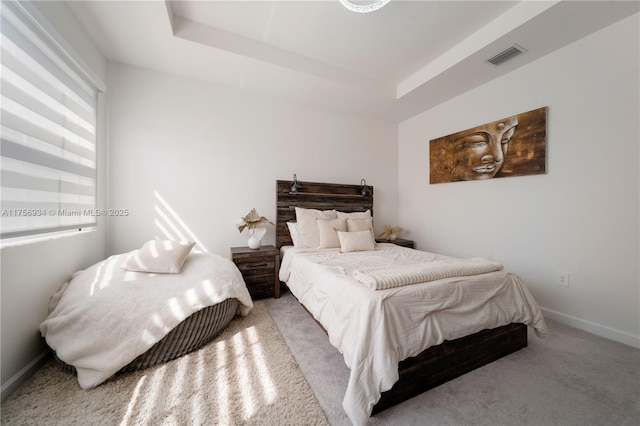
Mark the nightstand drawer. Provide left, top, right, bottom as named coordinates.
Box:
left=243, top=275, right=277, bottom=299
left=235, top=260, right=275, bottom=276
left=230, top=245, right=280, bottom=300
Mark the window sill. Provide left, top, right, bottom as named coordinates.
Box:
left=0, top=227, right=97, bottom=249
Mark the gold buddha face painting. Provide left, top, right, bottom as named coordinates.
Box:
left=429, top=107, right=547, bottom=184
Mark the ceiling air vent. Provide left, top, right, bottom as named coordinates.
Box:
left=487, top=44, right=526, bottom=66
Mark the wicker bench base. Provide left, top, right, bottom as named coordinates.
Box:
left=55, top=298, right=239, bottom=376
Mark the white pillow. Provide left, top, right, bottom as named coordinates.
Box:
left=295, top=207, right=337, bottom=248
left=347, top=217, right=373, bottom=232
left=287, top=222, right=300, bottom=246
left=317, top=218, right=347, bottom=249
left=336, top=210, right=371, bottom=220
left=347, top=217, right=375, bottom=240
left=122, top=240, right=195, bottom=273
left=337, top=230, right=375, bottom=253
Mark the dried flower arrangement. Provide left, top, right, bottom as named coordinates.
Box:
left=235, top=208, right=274, bottom=248
left=378, top=225, right=403, bottom=241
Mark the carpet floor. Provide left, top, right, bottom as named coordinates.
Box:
left=265, top=291, right=640, bottom=426
left=1, top=301, right=329, bottom=426
left=4, top=293, right=639, bottom=426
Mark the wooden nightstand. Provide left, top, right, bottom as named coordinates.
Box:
left=230, top=245, right=280, bottom=299
left=375, top=238, right=415, bottom=249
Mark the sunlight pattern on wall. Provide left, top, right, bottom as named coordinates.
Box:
left=154, top=190, right=208, bottom=252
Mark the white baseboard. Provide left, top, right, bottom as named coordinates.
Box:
left=540, top=307, right=640, bottom=349
left=1, top=350, right=51, bottom=402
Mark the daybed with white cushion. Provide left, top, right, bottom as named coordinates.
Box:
left=40, top=240, right=253, bottom=389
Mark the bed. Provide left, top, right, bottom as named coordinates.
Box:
left=39, top=240, right=254, bottom=389
left=275, top=180, right=547, bottom=425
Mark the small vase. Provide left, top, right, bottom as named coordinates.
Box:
left=248, top=235, right=262, bottom=249
left=389, top=234, right=397, bottom=241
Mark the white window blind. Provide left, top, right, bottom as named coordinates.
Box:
left=1, top=1, right=98, bottom=239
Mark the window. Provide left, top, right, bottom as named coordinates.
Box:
left=1, top=1, right=100, bottom=239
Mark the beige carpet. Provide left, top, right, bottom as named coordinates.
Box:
left=1, top=301, right=329, bottom=426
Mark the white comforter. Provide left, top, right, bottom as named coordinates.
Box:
left=40, top=251, right=253, bottom=389
left=279, top=244, right=547, bottom=425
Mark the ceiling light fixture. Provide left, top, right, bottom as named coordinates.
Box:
left=339, top=0, right=390, bottom=13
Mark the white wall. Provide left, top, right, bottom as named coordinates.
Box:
left=399, top=14, right=639, bottom=346
left=0, top=2, right=108, bottom=400
left=106, top=62, right=398, bottom=258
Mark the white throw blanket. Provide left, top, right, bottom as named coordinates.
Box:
left=40, top=251, right=253, bottom=389
left=353, top=258, right=503, bottom=290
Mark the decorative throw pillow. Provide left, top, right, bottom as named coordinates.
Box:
left=122, top=240, right=195, bottom=273
left=317, top=218, right=347, bottom=249
left=295, top=207, right=337, bottom=248
left=337, top=230, right=375, bottom=253
left=347, top=217, right=375, bottom=240
left=347, top=217, right=373, bottom=232
left=336, top=210, right=371, bottom=220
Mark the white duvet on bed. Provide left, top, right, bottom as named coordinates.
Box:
left=279, top=243, right=547, bottom=425
left=40, top=251, right=253, bottom=389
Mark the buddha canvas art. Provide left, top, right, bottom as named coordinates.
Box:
left=430, top=107, right=547, bottom=184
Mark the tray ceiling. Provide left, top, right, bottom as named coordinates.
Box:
left=67, top=1, right=639, bottom=122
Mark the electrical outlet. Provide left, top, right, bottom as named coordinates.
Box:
left=556, top=271, right=570, bottom=287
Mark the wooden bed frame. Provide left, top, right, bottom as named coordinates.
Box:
left=275, top=179, right=527, bottom=414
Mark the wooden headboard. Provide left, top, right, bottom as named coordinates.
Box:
left=276, top=180, right=374, bottom=248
